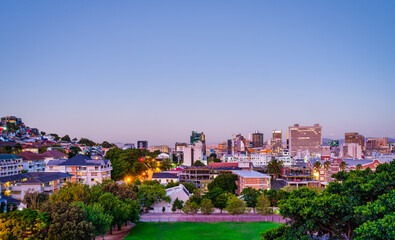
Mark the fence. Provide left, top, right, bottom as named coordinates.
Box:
left=140, top=214, right=288, bottom=223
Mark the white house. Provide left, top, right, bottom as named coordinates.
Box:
left=152, top=172, right=179, bottom=185
left=150, top=184, right=191, bottom=213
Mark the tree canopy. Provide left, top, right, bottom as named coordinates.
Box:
left=263, top=161, right=395, bottom=240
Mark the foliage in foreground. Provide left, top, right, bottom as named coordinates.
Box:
left=262, top=161, right=395, bottom=240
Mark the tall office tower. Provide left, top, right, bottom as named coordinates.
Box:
left=252, top=131, right=264, bottom=148
left=345, top=132, right=365, bottom=150
left=272, top=130, right=282, bottom=141
left=227, top=139, right=233, bottom=154
left=286, top=131, right=289, bottom=149
left=137, top=141, right=148, bottom=149
left=289, top=124, right=322, bottom=157
left=271, top=130, right=282, bottom=155
left=190, top=131, right=205, bottom=145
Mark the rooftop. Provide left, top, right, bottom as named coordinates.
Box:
left=232, top=170, right=270, bottom=178
left=0, top=172, right=73, bottom=184
left=152, top=172, right=178, bottom=179
left=47, top=154, right=109, bottom=166
left=0, top=154, right=23, bottom=160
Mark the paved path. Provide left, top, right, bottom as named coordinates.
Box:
left=140, top=213, right=288, bottom=223
left=95, top=223, right=135, bottom=240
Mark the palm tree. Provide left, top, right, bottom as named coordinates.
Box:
left=323, top=161, right=331, bottom=171
left=267, top=157, right=284, bottom=180
left=339, top=161, right=347, bottom=171
left=356, top=164, right=363, bottom=170
left=313, top=161, right=321, bottom=171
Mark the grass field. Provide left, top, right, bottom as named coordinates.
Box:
left=124, top=222, right=281, bottom=240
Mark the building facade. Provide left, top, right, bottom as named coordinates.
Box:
left=232, top=170, right=271, bottom=194
left=252, top=131, right=264, bottom=148
left=46, top=155, right=112, bottom=186
left=289, top=124, right=322, bottom=157
left=0, top=154, right=23, bottom=177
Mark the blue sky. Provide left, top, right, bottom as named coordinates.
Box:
left=0, top=1, right=394, bottom=145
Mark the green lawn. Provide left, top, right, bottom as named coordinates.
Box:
left=124, top=222, right=281, bottom=240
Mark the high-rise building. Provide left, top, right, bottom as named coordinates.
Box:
left=345, top=132, right=365, bottom=150
left=271, top=130, right=282, bottom=155
left=252, top=131, right=264, bottom=148
left=272, top=130, right=282, bottom=141
left=137, top=141, right=148, bottom=149
left=289, top=124, right=322, bottom=157
left=190, top=131, right=205, bottom=145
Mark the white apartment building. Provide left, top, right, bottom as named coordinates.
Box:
left=0, top=154, right=23, bottom=177
left=222, top=153, right=293, bottom=167
left=46, top=154, right=112, bottom=186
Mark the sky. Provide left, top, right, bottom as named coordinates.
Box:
left=0, top=1, right=394, bottom=145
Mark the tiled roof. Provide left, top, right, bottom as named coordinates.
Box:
left=0, top=154, right=23, bottom=160
left=209, top=162, right=239, bottom=168
left=152, top=173, right=178, bottom=179
left=232, top=170, right=270, bottom=178
left=17, top=152, right=44, bottom=161
left=40, top=150, right=68, bottom=158
left=0, top=172, right=73, bottom=184
left=47, top=154, right=107, bottom=166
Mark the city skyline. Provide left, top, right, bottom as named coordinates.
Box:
left=1, top=1, right=394, bottom=145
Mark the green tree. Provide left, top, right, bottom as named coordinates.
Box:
left=214, top=192, right=230, bottom=213
left=182, top=182, right=197, bottom=194
left=182, top=200, right=200, bottom=215
left=339, top=161, right=347, bottom=171
left=0, top=208, right=50, bottom=240
left=138, top=182, right=170, bottom=209
left=166, top=180, right=180, bottom=188
left=207, top=173, right=238, bottom=194
left=193, top=160, right=205, bottom=166
left=225, top=195, right=247, bottom=220
left=101, top=141, right=116, bottom=148
left=68, top=146, right=82, bottom=158
left=78, top=138, right=96, bottom=146
left=61, top=135, right=71, bottom=142
left=160, top=158, right=172, bottom=171
left=13, top=143, right=22, bottom=154
left=172, top=198, right=184, bottom=213
left=2, top=145, right=12, bottom=154
left=98, top=193, right=128, bottom=233
left=267, top=157, right=283, bottom=180
left=50, top=182, right=91, bottom=204
left=323, top=160, right=331, bottom=170
left=200, top=198, right=215, bottom=215
left=40, top=201, right=95, bottom=240
left=356, top=164, right=363, bottom=170
left=256, top=193, right=271, bottom=215
left=75, top=202, right=113, bottom=238
left=101, top=180, right=137, bottom=201
left=49, top=133, right=60, bottom=141
left=313, top=161, right=321, bottom=171
left=240, top=187, right=261, bottom=211
left=23, top=190, right=49, bottom=210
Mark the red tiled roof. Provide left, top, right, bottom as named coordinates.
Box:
left=208, top=162, right=239, bottom=168
left=17, top=152, right=44, bottom=161
left=40, top=150, right=68, bottom=158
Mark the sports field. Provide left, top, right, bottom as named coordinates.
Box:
left=124, top=222, right=281, bottom=240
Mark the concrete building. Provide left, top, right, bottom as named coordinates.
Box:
left=0, top=154, right=23, bottom=177
left=271, top=130, right=283, bottom=155
left=252, top=131, right=264, bottom=148
left=232, top=170, right=271, bottom=194
left=190, top=131, right=205, bottom=145
left=341, top=143, right=362, bottom=159
left=179, top=142, right=206, bottom=166
left=17, top=152, right=46, bottom=172
left=0, top=172, right=72, bottom=200
left=289, top=124, right=322, bottom=157
left=137, top=141, right=148, bottom=149
left=46, top=155, right=112, bottom=186
left=149, top=145, right=169, bottom=153
left=345, top=132, right=365, bottom=150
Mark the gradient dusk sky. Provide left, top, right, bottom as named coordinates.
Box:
left=1, top=1, right=394, bottom=145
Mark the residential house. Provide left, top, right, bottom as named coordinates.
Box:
left=46, top=154, right=112, bottom=186
left=150, top=184, right=191, bottom=213
left=0, top=154, right=23, bottom=177
left=152, top=172, right=179, bottom=184
left=0, top=172, right=73, bottom=200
